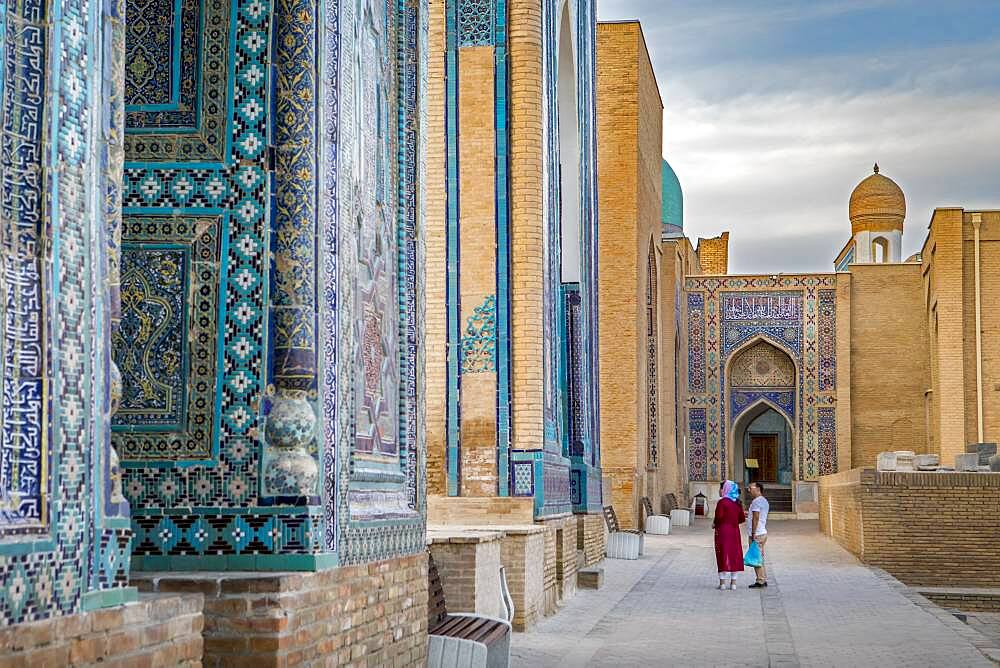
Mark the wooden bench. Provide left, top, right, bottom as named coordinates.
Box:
left=603, top=505, right=643, bottom=560
left=641, top=496, right=671, bottom=535
left=428, top=552, right=513, bottom=668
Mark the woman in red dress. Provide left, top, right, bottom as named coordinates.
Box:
left=713, top=480, right=746, bottom=590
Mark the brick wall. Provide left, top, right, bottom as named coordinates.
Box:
left=509, top=0, right=546, bottom=452
left=457, top=45, right=500, bottom=496
left=0, top=594, right=203, bottom=667
left=923, top=209, right=967, bottom=463
left=577, top=514, right=606, bottom=567
left=596, top=21, right=665, bottom=532
left=604, top=466, right=640, bottom=530
left=499, top=529, right=545, bottom=631
left=134, top=553, right=428, bottom=667
left=960, top=211, right=1000, bottom=448
left=541, top=524, right=558, bottom=615
left=848, top=263, right=930, bottom=466
left=424, top=0, right=447, bottom=496
left=696, top=232, right=729, bottom=274
left=428, top=495, right=535, bottom=525
left=819, top=469, right=1000, bottom=586
left=554, top=517, right=578, bottom=601
left=428, top=531, right=504, bottom=619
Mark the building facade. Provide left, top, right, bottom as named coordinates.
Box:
left=676, top=168, right=1000, bottom=515
left=2, top=0, right=432, bottom=662
left=425, top=0, right=603, bottom=520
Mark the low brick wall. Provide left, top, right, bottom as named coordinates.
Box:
left=0, top=593, right=203, bottom=667
left=427, top=528, right=504, bottom=618
left=554, top=517, right=578, bottom=603
left=496, top=526, right=546, bottom=631
left=578, top=514, right=606, bottom=566
left=819, top=468, right=1000, bottom=586
left=918, top=589, right=1000, bottom=613
left=134, top=552, right=428, bottom=667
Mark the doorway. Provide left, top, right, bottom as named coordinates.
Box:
left=748, top=434, right=779, bottom=482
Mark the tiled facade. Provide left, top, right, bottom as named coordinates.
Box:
left=2, top=0, right=431, bottom=658
left=426, top=0, right=603, bottom=518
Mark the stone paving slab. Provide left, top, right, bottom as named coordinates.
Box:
left=512, top=520, right=997, bottom=667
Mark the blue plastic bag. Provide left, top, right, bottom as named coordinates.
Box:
left=744, top=540, right=763, bottom=568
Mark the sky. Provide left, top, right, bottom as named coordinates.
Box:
left=595, top=0, right=1000, bottom=273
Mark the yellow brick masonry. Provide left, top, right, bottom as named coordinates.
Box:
left=819, top=469, right=1000, bottom=587
left=847, top=263, right=930, bottom=466
left=696, top=232, right=730, bottom=275
left=959, top=210, right=1000, bottom=449
left=923, top=209, right=967, bottom=463
left=509, top=0, right=546, bottom=452
left=424, top=0, right=448, bottom=496
left=595, top=21, right=663, bottom=529
left=458, top=46, right=500, bottom=495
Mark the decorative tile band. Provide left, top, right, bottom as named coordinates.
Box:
left=818, top=289, right=836, bottom=391
left=461, top=295, right=497, bottom=373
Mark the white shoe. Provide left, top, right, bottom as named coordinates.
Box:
left=729, top=582, right=737, bottom=590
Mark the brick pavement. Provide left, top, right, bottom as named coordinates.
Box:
left=512, top=520, right=997, bottom=667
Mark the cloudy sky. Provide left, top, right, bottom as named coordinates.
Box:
left=595, top=0, right=1000, bottom=273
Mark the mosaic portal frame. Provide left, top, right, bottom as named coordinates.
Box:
left=685, top=276, right=838, bottom=483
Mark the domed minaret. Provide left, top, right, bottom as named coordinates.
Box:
left=844, top=163, right=906, bottom=264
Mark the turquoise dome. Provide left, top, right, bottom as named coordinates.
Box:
left=661, top=159, right=684, bottom=236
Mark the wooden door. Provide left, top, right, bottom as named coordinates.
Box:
left=748, top=435, right=778, bottom=482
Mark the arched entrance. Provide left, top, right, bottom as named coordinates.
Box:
left=731, top=403, right=794, bottom=487
left=726, top=339, right=797, bottom=499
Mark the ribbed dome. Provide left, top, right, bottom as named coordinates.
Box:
left=662, top=159, right=683, bottom=236
left=849, top=163, right=905, bottom=234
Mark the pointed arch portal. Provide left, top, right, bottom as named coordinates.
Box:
left=726, top=338, right=797, bottom=488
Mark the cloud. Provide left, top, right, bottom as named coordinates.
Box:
left=596, top=1, right=1000, bottom=273
left=669, top=87, right=1000, bottom=272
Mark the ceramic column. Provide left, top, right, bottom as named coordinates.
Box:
left=264, top=0, right=320, bottom=499
left=104, top=0, right=126, bottom=504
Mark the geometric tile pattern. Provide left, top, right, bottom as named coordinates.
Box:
left=818, top=289, right=836, bottom=391
left=329, top=0, right=427, bottom=564
left=646, top=252, right=659, bottom=469
left=687, top=408, right=708, bottom=482
left=131, top=509, right=323, bottom=557
left=817, top=406, right=837, bottom=476
left=124, top=0, right=231, bottom=160
left=457, top=0, right=493, bottom=46
left=686, top=292, right=705, bottom=394
left=461, top=295, right=497, bottom=373
left=562, top=286, right=585, bottom=456
left=685, top=276, right=838, bottom=483
left=113, top=216, right=222, bottom=462
left=123, top=167, right=231, bottom=208
left=121, top=0, right=270, bottom=518
left=0, top=0, right=123, bottom=623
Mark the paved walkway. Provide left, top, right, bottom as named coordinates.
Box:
left=512, top=520, right=998, bottom=667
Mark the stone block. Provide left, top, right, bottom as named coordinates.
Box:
left=894, top=451, right=915, bottom=471
left=914, top=454, right=940, bottom=470
left=877, top=451, right=897, bottom=471
left=955, top=453, right=980, bottom=471
left=577, top=566, right=604, bottom=590
left=966, top=442, right=998, bottom=465
left=669, top=509, right=691, bottom=527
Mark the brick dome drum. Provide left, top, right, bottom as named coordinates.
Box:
left=849, top=164, right=905, bottom=234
